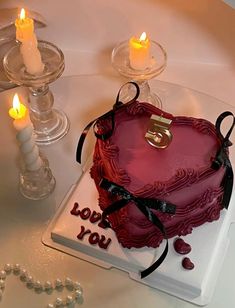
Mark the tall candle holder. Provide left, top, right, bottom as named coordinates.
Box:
left=3, top=40, right=69, bottom=145
left=15, top=122, right=56, bottom=200
left=111, top=40, right=167, bottom=108
left=19, top=152, right=56, bottom=200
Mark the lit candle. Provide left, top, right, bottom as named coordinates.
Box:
left=15, top=8, right=44, bottom=75
left=129, top=32, right=151, bottom=70
left=9, top=94, right=42, bottom=171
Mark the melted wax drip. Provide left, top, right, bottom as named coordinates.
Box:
left=174, top=238, right=191, bottom=255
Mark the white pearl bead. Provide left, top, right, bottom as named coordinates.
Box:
left=65, top=277, right=73, bottom=287
left=20, top=269, right=28, bottom=279
left=44, top=281, right=53, bottom=290
left=66, top=295, right=73, bottom=304
left=13, top=264, right=21, bottom=273
left=4, top=264, right=12, bottom=273
left=54, top=278, right=63, bottom=288
left=74, top=289, right=83, bottom=299
left=0, top=262, right=84, bottom=306
left=0, top=279, right=5, bottom=289
left=26, top=275, right=34, bottom=285
left=55, top=297, right=63, bottom=306
left=34, top=280, right=42, bottom=289
left=0, top=270, right=6, bottom=279
left=74, top=281, right=83, bottom=291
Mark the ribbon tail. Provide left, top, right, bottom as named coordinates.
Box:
left=140, top=241, right=168, bottom=279
left=99, top=178, right=171, bottom=278
left=221, top=161, right=234, bottom=209
left=76, top=120, right=96, bottom=163
left=212, top=111, right=235, bottom=209
left=76, top=82, right=141, bottom=165
left=135, top=201, right=168, bottom=278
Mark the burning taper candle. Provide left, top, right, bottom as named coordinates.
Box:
left=129, top=32, right=151, bottom=70
left=9, top=93, right=42, bottom=171
left=15, top=8, right=44, bottom=75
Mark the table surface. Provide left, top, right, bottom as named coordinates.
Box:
left=0, top=1, right=235, bottom=308
left=1, top=75, right=235, bottom=308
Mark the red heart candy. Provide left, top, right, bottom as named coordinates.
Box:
left=182, top=257, right=195, bottom=270
left=174, top=238, right=191, bottom=255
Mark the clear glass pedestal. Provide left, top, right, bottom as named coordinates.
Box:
left=111, top=40, right=167, bottom=108
left=19, top=154, right=56, bottom=200
left=3, top=40, right=70, bottom=145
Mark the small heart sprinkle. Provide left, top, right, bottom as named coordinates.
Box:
left=182, top=257, right=195, bottom=270
left=174, top=238, right=191, bottom=255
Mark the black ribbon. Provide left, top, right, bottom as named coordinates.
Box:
left=76, top=82, right=140, bottom=164
left=211, top=111, right=235, bottom=209
left=99, top=178, right=176, bottom=278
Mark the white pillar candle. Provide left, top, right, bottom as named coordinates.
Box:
left=129, top=32, right=151, bottom=70
left=9, top=94, right=42, bottom=171
left=15, top=8, right=44, bottom=75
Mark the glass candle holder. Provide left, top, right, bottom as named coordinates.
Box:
left=19, top=153, right=56, bottom=200
left=3, top=40, right=70, bottom=145
left=111, top=40, right=167, bottom=108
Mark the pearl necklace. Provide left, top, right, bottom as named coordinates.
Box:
left=0, top=263, right=83, bottom=307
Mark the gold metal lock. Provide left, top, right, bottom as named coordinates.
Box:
left=145, top=114, right=172, bottom=149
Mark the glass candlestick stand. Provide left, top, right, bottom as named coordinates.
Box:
left=3, top=40, right=69, bottom=145
left=111, top=40, right=167, bottom=108
left=19, top=153, right=56, bottom=200
left=15, top=124, right=56, bottom=200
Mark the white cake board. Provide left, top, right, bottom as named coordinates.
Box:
left=43, top=169, right=235, bottom=306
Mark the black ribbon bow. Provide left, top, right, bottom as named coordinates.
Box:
left=99, top=178, right=176, bottom=279
left=76, top=82, right=140, bottom=164
left=211, top=111, right=235, bottom=209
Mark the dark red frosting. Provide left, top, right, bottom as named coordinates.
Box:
left=90, top=101, right=225, bottom=248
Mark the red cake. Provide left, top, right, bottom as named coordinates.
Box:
left=87, top=100, right=233, bottom=251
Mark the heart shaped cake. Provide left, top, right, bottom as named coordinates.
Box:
left=89, top=100, right=233, bottom=250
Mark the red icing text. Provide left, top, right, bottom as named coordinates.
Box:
left=71, top=202, right=112, bottom=250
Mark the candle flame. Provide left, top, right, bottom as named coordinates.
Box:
left=139, top=32, right=147, bottom=41
left=13, top=94, right=21, bottom=113
left=9, top=93, right=27, bottom=120
left=20, top=8, right=26, bottom=20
